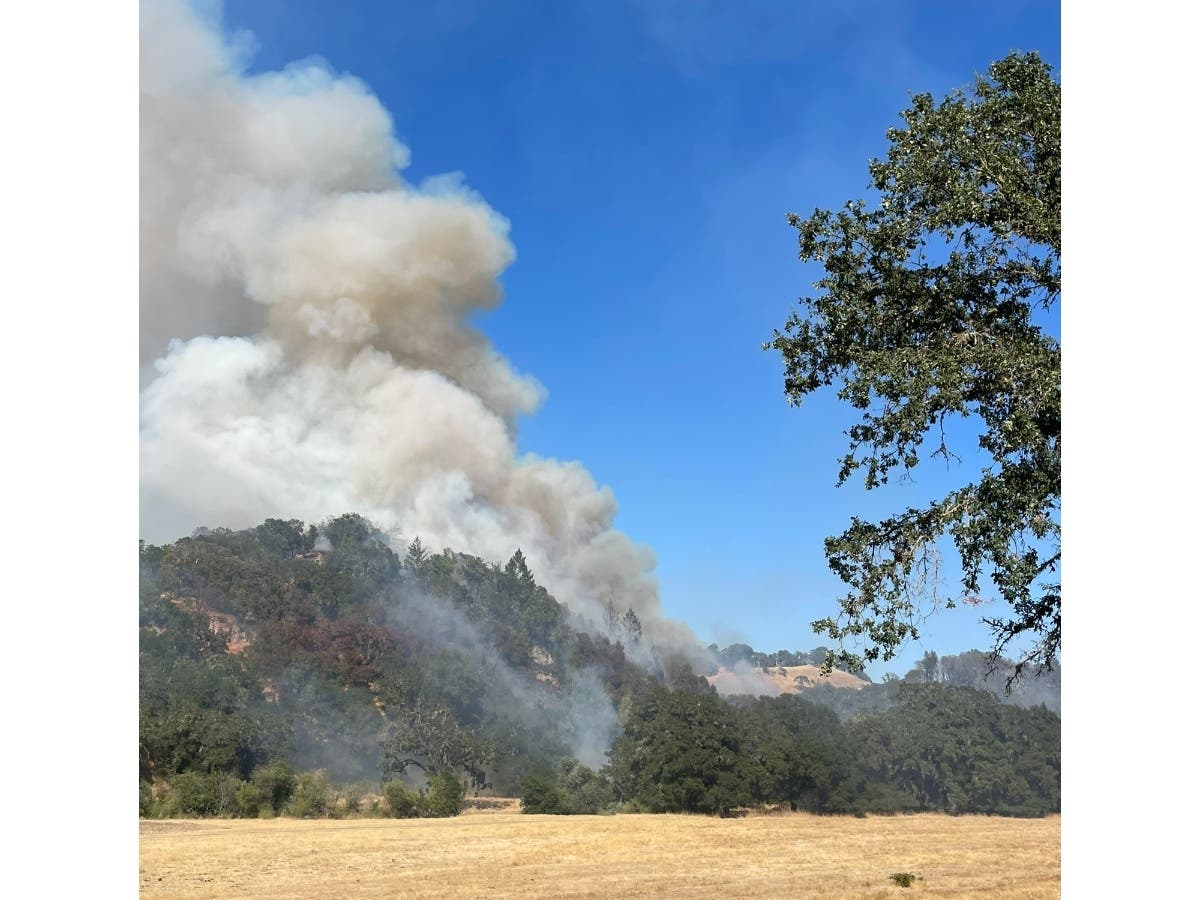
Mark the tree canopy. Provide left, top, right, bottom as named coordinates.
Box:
left=140, top=516, right=1058, bottom=820
left=768, top=52, right=1060, bottom=679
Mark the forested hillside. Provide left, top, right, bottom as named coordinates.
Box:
left=139, top=515, right=1059, bottom=819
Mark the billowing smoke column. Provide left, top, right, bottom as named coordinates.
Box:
left=140, top=0, right=703, bottom=660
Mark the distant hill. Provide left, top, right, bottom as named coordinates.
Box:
left=707, top=664, right=869, bottom=697
left=703, top=643, right=1059, bottom=715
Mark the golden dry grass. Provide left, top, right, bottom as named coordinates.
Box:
left=139, top=810, right=1059, bottom=899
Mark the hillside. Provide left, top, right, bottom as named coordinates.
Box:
left=140, top=514, right=1060, bottom=820
left=707, top=664, right=868, bottom=697
left=139, top=514, right=658, bottom=795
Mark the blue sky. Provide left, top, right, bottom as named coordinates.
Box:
left=218, top=0, right=1061, bottom=677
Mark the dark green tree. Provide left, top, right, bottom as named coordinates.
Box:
left=504, top=548, right=536, bottom=585
left=425, top=771, right=467, bottom=817
left=739, top=694, right=853, bottom=812
left=767, top=52, right=1060, bottom=679
left=404, top=536, right=429, bottom=573
left=621, top=608, right=642, bottom=645
left=519, top=773, right=566, bottom=814
left=607, top=687, right=753, bottom=815
left=848, top=682, right=1059, bottom=815
left=253, top=518, right=313, bottom=559
left=519, top=758, right=615, bottom=815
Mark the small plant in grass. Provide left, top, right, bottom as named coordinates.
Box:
left=890, top=872, right=922, bottom=887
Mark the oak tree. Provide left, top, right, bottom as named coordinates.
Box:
left=769, top=52, right=1060, bottom=679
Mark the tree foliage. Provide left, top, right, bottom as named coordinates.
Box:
left=768, top=52, right=1061, bottom=678
left=140, top=516, right=1058, bottom=821
left=848, top=682, right=1060, bottom=816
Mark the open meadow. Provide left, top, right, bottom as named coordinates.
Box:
left=139, top=809, right=1060, bottom=899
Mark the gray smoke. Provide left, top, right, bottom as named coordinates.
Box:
left=708, top=660, right=785, bottom=698
left=139, top=0, right=707, bottom=666
left=388, top=584, right=618, bottom=768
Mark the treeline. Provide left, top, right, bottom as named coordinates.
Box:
left=706, top=643, right=1060, bottom=716
left=140, top=515, right=651, bottom=812
left=140, top=514, right=1059, bottom=821
left=140, top=761, right=467, bottom=820
left=522, top=679, right=1059, bottom=817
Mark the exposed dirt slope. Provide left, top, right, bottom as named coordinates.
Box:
left=706, top=664, right=868, bottom=697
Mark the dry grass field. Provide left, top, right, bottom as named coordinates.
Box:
left=139, top=808, right=1059, bottom=899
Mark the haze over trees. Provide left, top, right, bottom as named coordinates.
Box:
left=140, top=515, right=1058, bottom=820
left=768, top=52, right=1061, bottom=679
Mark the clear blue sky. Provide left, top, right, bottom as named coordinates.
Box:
left=218, top=0, right=1060, bottom=677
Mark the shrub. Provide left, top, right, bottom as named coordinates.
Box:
left=341, top=784, right=365, bottom=815
left=251, top=761, right=296, bottom=813
left=215, top=774, right=244, bottom=817
left=235, top=782, right=265, bottom=817
left=426, top=772, right=466, bottom=818
left=382, top=780, right=421, bottom=818
left=287, top=771, right=331, bottom=818
left=520, top=761, right=616, bottom=815
left=556, top=761, right=616, bottom=814
left=890, top=873, right=922, bottom=888
left=168, top=772, right=219, bottom=817
left=520, top=774, right=566, bottom=814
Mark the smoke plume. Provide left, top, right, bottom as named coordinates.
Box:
left=387, top=585, right=620, bottom=768
left=140, top=0, right=704, bottom=662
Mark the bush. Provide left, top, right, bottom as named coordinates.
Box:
left=556, top=760, right=615, bottom=814
left=426, top=772, right=466, bottom=818
left=235, top=782, right=265, bottom=817
left=215, top=774, right=244, bottom=817
left=287, top=771, right=331, bottom=818
left=251, top=761, right=296, bottom=813
left=520, top=761, right=615, bottom=815
left=381, top=773, right=465, bottom=818
left=520, top=774, right=565, bottom=814
left=341, top=784, right=365, bottom=815
left=168, top=772, right=219, bottom=816
left=382, top=780, right=421, bottom=818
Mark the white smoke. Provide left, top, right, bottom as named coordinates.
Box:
left=139, top=0, right=705, bottom=661
left=707, top=660, right=785, bottom=698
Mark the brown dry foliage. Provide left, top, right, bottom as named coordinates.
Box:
left=139, top=810, right=1059, bottom=899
